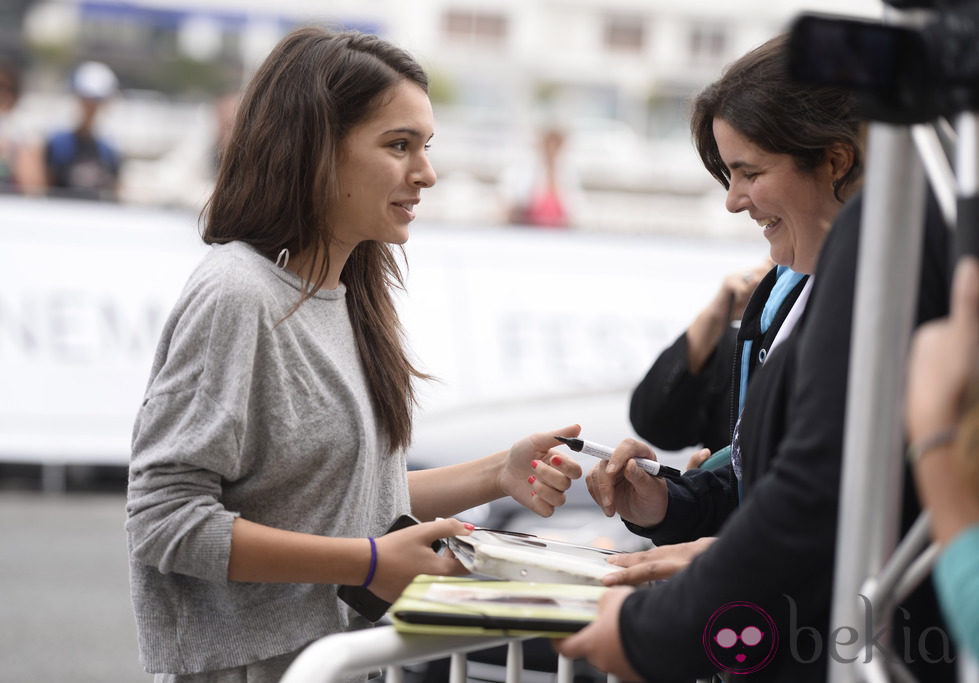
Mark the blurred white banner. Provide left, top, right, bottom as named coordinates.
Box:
left=0, top=195, right=763, bottom=466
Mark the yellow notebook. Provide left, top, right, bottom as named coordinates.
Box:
left=389, top=575, right=607, bottom=637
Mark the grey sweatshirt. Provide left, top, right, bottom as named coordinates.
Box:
left=126, top=241, right=410, bottom=674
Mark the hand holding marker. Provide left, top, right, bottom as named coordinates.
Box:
left=554, top=436, right=683, bottom=481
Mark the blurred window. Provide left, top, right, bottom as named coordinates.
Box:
left=442, top=9, right=508, bottom=46
left=603, top=15, right=644, bottom=53
left=689, top=23, right=727, bottom=64
left=645, top=92, right=692, bottom=140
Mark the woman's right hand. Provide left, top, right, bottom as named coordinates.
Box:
left=715, top=262, right=768, bottom=323
left=602, top=536, right=716, bottom=585
left=368, top=518, right=472, bottom=603
left=584, top=438, right=669, bottom=528
left=687, top=258, right=772, bottom=373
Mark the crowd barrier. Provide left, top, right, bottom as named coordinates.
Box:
left=279, top=626, right=620, bottom=683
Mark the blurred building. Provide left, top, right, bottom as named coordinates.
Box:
left=11, top=0, right=882, bottom=232
left=16, top=0, right=881, bottom=123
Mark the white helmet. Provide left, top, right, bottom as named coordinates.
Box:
left=71, top=61, right=118, bottom=100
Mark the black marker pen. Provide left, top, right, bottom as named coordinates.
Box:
left=554, top=436, right=683, bottom=481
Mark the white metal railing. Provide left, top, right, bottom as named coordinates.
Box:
left=280, top=626, right=622, bottom=683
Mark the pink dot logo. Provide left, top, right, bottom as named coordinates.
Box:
left=702, top=601, right=778, bottom=674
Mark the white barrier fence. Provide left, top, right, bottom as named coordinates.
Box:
left=278, top=626, right=619, bottom=683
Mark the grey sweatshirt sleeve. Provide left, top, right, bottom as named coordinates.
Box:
left=127, top=388, right=240, bottom=582
left=126, top=262, right=252, bottom=583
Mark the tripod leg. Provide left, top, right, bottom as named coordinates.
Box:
left=828, top=122, right=927, bottom=682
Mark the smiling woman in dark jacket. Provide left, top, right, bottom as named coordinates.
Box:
left=555, top=33, right=954, bottom=682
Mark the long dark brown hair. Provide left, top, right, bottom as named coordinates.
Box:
left=203, top=27, right=430, bottom=452
left=691, top=34, right=863, bottom=202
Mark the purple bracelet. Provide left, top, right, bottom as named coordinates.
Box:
left=362, top=537, right=377, bottom=588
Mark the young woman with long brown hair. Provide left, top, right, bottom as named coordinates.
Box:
left=126, top=27, right=581, bottom=682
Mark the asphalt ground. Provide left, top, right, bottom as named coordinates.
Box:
left=0, top=468, right=146, bottom=683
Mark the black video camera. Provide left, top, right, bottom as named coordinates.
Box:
left=788, top=0, right=979, bottom=123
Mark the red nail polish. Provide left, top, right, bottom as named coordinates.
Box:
left=552, top=455, right=562, bottom=466
left=463, top=523, right=475, bottom=530
left=531, top=460, right=538, bottom=469
left=528, top=475, right=536, bottom=484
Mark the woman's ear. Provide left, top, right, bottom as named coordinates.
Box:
left=827, top=143, right=855, bottom=182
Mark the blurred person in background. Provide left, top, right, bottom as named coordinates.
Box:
left=629, top=256, right=773, bottom=467
left=906, top=254, right=979, bottom=661
left=44, top=60, right=121, bottom=201
left=0, top=55, right=44, bottom=194
left=499, top=123, right=582, bottom=228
